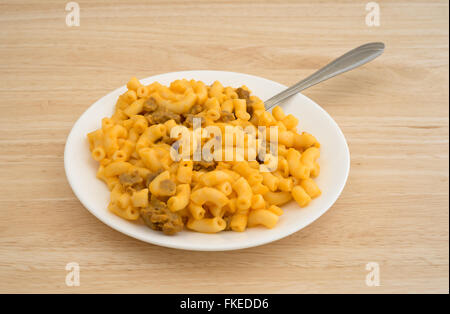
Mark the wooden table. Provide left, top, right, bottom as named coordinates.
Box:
left=0, top=0, right=448, bottom=294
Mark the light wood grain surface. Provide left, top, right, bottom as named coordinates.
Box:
left=0, top=0, right=448, bottom=294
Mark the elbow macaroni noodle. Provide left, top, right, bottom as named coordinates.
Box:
left=87, top=77, right=322, bottom=235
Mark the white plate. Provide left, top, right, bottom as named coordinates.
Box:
left=64, top=70, right=350, bottom=251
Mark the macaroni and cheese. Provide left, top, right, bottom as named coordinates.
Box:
left=87, top=77, right=321, bottom=235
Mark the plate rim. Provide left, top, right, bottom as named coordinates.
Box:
left=64, top=70, right=350, bottom=251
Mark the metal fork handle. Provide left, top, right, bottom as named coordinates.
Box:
left=264, top=42, right=385, bottom=110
